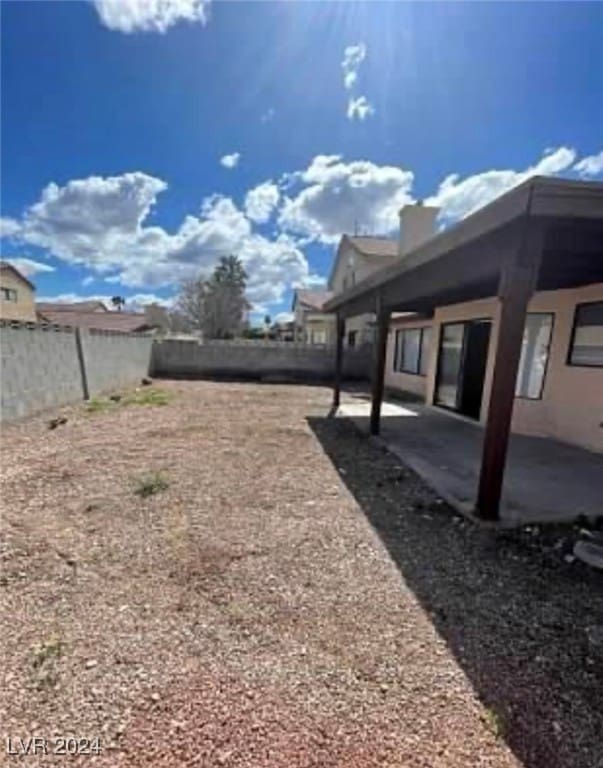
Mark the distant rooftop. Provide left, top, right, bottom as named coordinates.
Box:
left=36, top=307, right=155, bottom=333
left=294, top=290, right=334, bottom=312
left=36, top=300, right=108, bottom=313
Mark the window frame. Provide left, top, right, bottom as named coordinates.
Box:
left=566, top=300, right=603, bottom=369
left=1, top=287, right=18, bottom=302
left=393, top=326, right=431, bottom=376
left=514, top=312, right=555, bottom=401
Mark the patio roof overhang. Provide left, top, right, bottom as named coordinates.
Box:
left=329, top=176, right=603, bottom=524
left=324, top=176, right=603, bottom=319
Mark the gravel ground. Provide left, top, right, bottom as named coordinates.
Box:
left=1, top=380, right=601, bottom=768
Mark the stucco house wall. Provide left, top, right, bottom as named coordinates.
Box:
left=0, top=268, right=36, bottom=322
left=385, top=316, right=433, bottom=397
left=330, top=240, right=398, bottom=346
left=385, top=283, right=603, bottom=452
left=302, top=313, right=336, bottom=345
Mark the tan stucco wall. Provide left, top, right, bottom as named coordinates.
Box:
left=0, top=271, right=36, bottom=322
left=344, top=313, right=376, bottom=346
left=384, top=284, right=603, bottom=452
left=385, top=317, right=433, bottom=397
left=509, top=284, right=602, bottom=452
left=425, top=284, right=603, bottom=452
left=331, top=243, right=395, bottom=344
left=302, top=313, right=336, bottom=345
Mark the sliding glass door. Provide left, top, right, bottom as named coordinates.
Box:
left=434, top=319, right=492, bottom=418
left=434, top=323, right=465, bottom=409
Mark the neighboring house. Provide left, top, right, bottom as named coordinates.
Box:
left=329, top=208, right=438, bottom=347
left=292, top=290, right=335, bottom=345
left=270, top=319, right=295, bottom=341
left=36, top=300, right=108, bottom=315
left=36, top=305, right=159, bottom=333
left=327, top=177, right=603, bottom=460
left=143, top=303, right=170, bottom=333
left=0, top=261, right=37, bottom=322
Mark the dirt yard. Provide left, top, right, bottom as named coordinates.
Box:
left=1, top=381, right=601, bottom=768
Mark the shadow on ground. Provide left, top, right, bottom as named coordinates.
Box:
left=307, top=415, right=603, bottom=768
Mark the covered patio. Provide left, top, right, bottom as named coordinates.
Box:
left=326, top=176, right=603, bottom=522
left=337, top=392, right=603, bottom=525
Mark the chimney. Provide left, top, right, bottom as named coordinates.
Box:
left=398, top=201, right=439, bottom=257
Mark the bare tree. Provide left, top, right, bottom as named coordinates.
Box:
left=173, top=256, right=249, bottom=339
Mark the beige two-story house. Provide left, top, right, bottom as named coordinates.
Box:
left=330, top=205, right=439, bottom=347
left=292, top=290, right=335, bottom=345
left=0, top=261, right=37, bottom=322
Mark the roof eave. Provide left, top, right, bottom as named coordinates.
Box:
left=324, top=177, right=603, bottom=314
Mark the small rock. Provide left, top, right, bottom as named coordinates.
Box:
left=563, top=553, right=575, bottom=564
left=109, top=394, right=122, bottom=402
left=141, top=377, right=153, bottom=386
left=85, top=659, right=98, bottom=669
left=150, top=692, right=160, bottom=702
left=48, top=416, right=68, bottom=430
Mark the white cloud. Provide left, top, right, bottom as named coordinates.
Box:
left=427, top=146, right=577, bottom=222
left=347, top=96, right=375, bottom=121
left=244, top=181, right=280, bottom=223
left=341, top=43, right=374, bottom=121
left=220, top=152, right=241, bottom=169
left=238, top=233, right=312, bottom=306
left=279, top=155, right=414, bottom=243
left=14, top=172, right=168, bottom=271
left=574, top=149, right=603, bottom=178
left=37, top=292, right=174, bottom=310
left=274, top=312, right=294, bottom=324
left=292, top=272, right=328, bottom=290
left=5, top=257, right=55, bottom=277
left=4, top=172, right=317, bottom=310
left=0, top=217, right=21, bottom=239
left=92, top=0, right=210, bottom=34
left=7, top=145, right=590, bottom=313
left=341, top=43, right=366, bottom=91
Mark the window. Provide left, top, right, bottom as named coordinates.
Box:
left=568, top=301, right=603, bottom=367
left=347, top=330, right=357, bottom=348
left=515, top=313, right=553, bottom=399
left=310, top=329, right=326, bottom=345
left=394, top=327, right=431, bottom=375
left=419, top=327, right=432, bottom=375
left=1, top=287, right=18, bottom=302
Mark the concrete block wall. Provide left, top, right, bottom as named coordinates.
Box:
left=0, top=321, right=152, bottom=422
left=150, top=338, right=371, bottom=381
left=81, top=329, right=153, bottom=396
left=0, top=323, right=83, bottom=421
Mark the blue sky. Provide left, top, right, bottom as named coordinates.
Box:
left=1, top=0, right=602, bottom=321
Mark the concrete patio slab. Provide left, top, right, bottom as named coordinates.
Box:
left=338, top=393, right=603, bottom=525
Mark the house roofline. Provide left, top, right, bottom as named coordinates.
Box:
left=325, top=176, right=603, bottom=315
left=0, top=261, right=36, bottom=291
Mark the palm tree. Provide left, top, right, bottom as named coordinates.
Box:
left=111, top=296, right=126, bottom=312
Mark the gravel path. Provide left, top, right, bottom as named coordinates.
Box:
left=1, top=381, right=601, bottom=767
